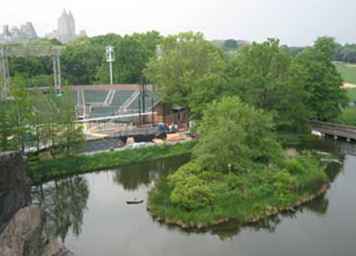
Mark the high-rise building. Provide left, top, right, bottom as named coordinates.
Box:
left=47, top=9, right=86, bottom=43
left=0, top=22, right=38, bottom=44
left=57, top=9, right=76, bottom=43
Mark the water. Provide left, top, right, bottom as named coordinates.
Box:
left=33, top=142, right=356, bottom=256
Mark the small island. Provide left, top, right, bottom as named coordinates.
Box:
left=148, top=97, right=329, bottom=229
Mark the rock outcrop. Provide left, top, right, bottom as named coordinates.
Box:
left=0, top=152, right=74, bottom=256
left=0, top=152, right=31, bottom=233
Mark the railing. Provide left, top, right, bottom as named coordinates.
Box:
left=310, top=120, right=356, bottom=140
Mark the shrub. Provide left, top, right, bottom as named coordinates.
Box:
left=170, top=175, right=215, bottom=210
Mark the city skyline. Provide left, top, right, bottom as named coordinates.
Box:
left=1, top=0, right=356, bottom=46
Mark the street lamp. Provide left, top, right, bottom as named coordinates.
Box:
left=106, top=46, right=115, bottom=85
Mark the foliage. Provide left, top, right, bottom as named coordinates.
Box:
left=193, top=96, right=283, bottom=172
left=6, top=80, right=33, bottom=152
left=226, top=39, right=310, bottom=131
left=167, top=162, right=216, bottom=210
left=62, top=31, right=161, bottom=85
left=148, top=152, right=328, bottom=225
left=61, top=37, right=104, bottom=85
left=7, top=32, right=161, bottom=86
left=0, top=80, right=83, bottom=155
left=290, top=37, right=348, bottom=121
left=28, top=142, right=195, bottom=184
left=144, top=32, right=226, bottom=117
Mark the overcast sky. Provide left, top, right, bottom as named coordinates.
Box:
left=1, top=0, right=355, bottom=46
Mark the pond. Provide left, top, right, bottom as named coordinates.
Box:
left=33, top=141, right=356, bottom=256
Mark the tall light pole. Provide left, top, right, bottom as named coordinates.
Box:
left=106, top=46, right=115, bottom=85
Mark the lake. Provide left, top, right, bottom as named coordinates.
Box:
left=33, top=140, right=356, bottom=256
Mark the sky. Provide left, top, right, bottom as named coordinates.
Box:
left=1, top=0, right=355, bottom=46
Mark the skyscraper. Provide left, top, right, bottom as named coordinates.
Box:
left=57, top=9, right=76, bottom=43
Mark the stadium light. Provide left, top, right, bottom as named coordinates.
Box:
left=106, top=46, right=115, bottom=85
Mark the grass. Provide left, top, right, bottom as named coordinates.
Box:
left=28, top=141, right=195, bottom=184
left=337, top=107, right=356, bottom=126
left=335, top=62, right=356, bottom=84
left=346, top=88, right=356, bottom=102
left=148, top=153, right=329, bottom=228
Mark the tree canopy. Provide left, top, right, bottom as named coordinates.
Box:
left=144, top=32, right=226, bottom=117
left=6, top=31, right=161, bottom=86
left=193, top=96, right=282, bottom=172
left=290, top=37, right=348, bottom=121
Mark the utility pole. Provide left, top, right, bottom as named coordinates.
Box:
left=106, top=46, right=115, bottom=85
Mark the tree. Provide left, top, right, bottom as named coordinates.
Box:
left=144, top=32, right=226, bottom=117
left=223, top=39, right=239, bottom=51
left=8, top=78, right=33, bottom=152
left=193, top=96, right=283, bottom=173
left=290, top=37, right=348, bottom=121
left=0, top=100, right=14, bottom=151
left=62, top=38, right=104, bottom=85
left=226, top=39, right=309, bottom=130
left=56, top=87, right=84, bottom=155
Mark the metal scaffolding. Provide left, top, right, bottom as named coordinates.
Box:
left=0, top=44, right=63, bottom=99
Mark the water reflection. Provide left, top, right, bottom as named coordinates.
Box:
left=33, top=176, right=89, bottom=242
left=29, top=148, right=356, bottom=256
left=113, top=156, right=190, bottom=191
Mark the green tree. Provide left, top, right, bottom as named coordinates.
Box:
left=56, top=87, right=84, bottom=155
left=193, top=96, right=283, bottom=173
left=0, top=100, right=14, bottom=151
left=290, top=37, right=348, bottom=121
left=226, top=39, right=308, bottom=130
left=8, top=78, right=33, bottom=152
left=62, top=37, right=104, bottom=85
left=144, top=32, right=226, bottom=117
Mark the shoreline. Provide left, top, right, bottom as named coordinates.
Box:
left=147, top=183, right=330, bottom=230
left=28, top=141, right=194, bottom=184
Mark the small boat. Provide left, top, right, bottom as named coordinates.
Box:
left=126, top=200, right=144, bottom=205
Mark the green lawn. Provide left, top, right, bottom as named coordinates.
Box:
left=346, top=88, right=356, bottom=101
left=335, top=62, right=356, bottom=84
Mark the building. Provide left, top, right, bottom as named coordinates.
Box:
left=0, top=22, right=38, bottom=44
left=47, top=9, right=86, bottom=43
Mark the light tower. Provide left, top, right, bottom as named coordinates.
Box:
left=106, top=46, right=115, bottom=85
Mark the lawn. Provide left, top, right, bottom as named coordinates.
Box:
left=335, top=62, right=356, bottom=84
left=346, top=88, right=356, bottom=101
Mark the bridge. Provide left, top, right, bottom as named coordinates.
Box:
left=310, top=120, right=356, bottom=142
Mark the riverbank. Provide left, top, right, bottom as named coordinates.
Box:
left=147, top=153, right=330, bottom=229
left=28, top=141, right=195, bottom=184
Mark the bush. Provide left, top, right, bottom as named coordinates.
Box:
left=193, top=96, right=283, bottom=173
left=170, top=175, right=215, bottom=210
left=168, top=162, right=216, bottom=210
